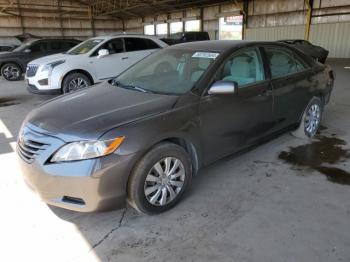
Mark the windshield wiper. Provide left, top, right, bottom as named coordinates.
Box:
left=112, top=80, right=153, bottom=93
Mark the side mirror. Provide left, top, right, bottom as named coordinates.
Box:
left=23, top=49, right=31, bottom=53
left=98, top=49, right=109, bottom=58
left=208, top=80, right=238, bottom=95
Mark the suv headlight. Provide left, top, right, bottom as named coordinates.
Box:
left=51, top=137, right=125, bottom=162
left=41, top=60, right=66, bottom=73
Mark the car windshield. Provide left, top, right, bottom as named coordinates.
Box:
left=111, top=48, right=220, bottom=95
left=67, top=38, right=103, bottom=55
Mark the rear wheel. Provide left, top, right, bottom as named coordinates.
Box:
left=291, top=97, right=323, bottom=139
left=62, top=72, right=92, bottom=94
left=1, top=63, right=22, bottom=81
left=127, top=143, right=192, bottom=214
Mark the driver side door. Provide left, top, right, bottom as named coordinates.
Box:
left=199, top=47, right=274, bottom=164
left=89, top=38, right=127, bottom=81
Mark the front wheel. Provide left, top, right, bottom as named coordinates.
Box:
left=1, top=63, right=22, bottom=81
left=127, top=143, right=192, bottom=214
left=291, top=97, right=323, bottom=139
left=62, top=72, right=92, bottom=94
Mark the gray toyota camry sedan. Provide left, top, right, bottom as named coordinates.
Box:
left=17, top=40, right=334, bottom=214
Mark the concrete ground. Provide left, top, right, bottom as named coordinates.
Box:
left=1, top=60, right=350, bottom=262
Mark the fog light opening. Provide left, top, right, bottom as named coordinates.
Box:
left=62, top=196, right=86, bottom=205
left=38, top=78, right=49, bottom=86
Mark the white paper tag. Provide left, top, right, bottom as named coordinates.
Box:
left=192, top=52, right=219, bottom=59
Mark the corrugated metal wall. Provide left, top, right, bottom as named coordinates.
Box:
left=245, top=0, right=350, bottom=58
left=310, top=22, right=350, bottom=58
left=245, top=23, right=350, bottom=58
left=246, top=25, right=304, bottom=41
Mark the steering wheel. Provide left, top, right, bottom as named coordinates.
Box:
left=154, top=61, right=173, bottom=74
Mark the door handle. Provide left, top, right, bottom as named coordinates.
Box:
left=122, top=57, right=129, bottom=60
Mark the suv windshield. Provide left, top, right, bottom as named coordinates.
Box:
left=67, top=39, right=103, bottom=55
left=111, top=48, right=220, bottom=95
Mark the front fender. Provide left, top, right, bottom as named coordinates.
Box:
left=99, top=102, right=202, bottom=170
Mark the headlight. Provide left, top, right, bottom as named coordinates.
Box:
left=51, top=137, right=125, bottom=162
left=41, top=60, right=65, bottom=73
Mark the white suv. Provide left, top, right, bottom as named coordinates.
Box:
left=25, top=34, right=167, bottom=94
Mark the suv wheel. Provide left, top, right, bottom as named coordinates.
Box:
left=1, top=63, right=22, bottom=81
left=291, top=96, right=323, bottom=139
left=128, top=143, right=192, bottom=214
left=62, top=72, right=92, bottom=94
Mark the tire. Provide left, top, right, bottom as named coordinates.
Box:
left=62, top=72, right=92, bottom=94
left=1, top=63, right=22, bottom=81
left=127, top=142, right=192, bottom=214
left=291, top=96, right=323, bottom=139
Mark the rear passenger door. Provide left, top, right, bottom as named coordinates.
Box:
left=263, top=46, right=311, bottom=130
left=124, top=37, right=161, bottom=66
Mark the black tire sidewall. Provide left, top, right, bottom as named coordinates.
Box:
left=62, top=73, right=91, bottom=94
left=128, top=143, right=192, bottom=214
left=1, top=63, right=22, bottom=81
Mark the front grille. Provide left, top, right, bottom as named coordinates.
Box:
left=17, top=138, right=47, bottom=163
left=26, top=64, right=38, bottom=77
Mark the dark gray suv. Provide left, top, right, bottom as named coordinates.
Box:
left=0, top=38, right=80, bottom=81
left=17, top=41, right=334, bottom=214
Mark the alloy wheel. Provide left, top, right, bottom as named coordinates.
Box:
left=3, top=65, right=20, bottom=80
left=67, top=77, right=89, bottom=92
left=304, top=103, right=321, bottom=136
left=144, top=157, right=185, bottom=206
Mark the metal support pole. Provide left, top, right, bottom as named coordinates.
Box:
left=182, top=10, right=186, bottom=32
left=16, top=0, right=24, bottom=33
left=167, top=13, right=170, bottom=36
left=58, top=0, right=64, bottom=37
left=242, top=0, right=249, bottom=40
left=200, top=7, right=204, bottom=31
left=304, top=0, right=313, bottom=41
left=89, top=6, right=96, bottom=36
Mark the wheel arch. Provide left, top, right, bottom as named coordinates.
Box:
left=0, top=61, right=23, bottom=72
left=163, top=137, right=200, bottom=175
left=61, top=69, right=94, bottom=91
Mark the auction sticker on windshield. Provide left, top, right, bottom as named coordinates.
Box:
left=192, top=52, right=219, bottom=59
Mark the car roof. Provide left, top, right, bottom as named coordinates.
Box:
left=167, top=40, right=291, bottom=52
left=88, top=34, right=160, bottom=41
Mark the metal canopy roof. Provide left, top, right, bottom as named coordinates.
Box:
left=0, top=0, right=243, bottom=20
left=89, top=0, right=242, bottom=18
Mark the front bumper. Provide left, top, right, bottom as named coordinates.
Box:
left=27, top=84, right=61, bottom=95
left=25, top=66, right=62, bottom=95
left=17, top=124, right=136, bottom=212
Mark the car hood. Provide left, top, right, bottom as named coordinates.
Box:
left=29, top=53, right=70, bottom=65
left=0, top=51, right=17, bottom=58
left=25, top=82, right=179, bottom=141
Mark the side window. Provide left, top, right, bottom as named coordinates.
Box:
left=124, top=38, right=158, bottom=52
left=68, top=41, right=79, bottom=48
left=217, top=49, right=264, bottom=87
left=145, top=39, right=160, bottom=49
left=294, top=54, right=309, bottom=72
left=265, top=47, right=298, bottom=78
left=93, top=38, right=124, bottom=56
left=105, top=38, right=124, bottom=54
left=50, top=40, right=62, bottom=51
left=29, top=42, right=47, bottom=53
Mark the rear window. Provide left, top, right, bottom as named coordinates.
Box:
left=265, top=47, right=298, bottom=78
